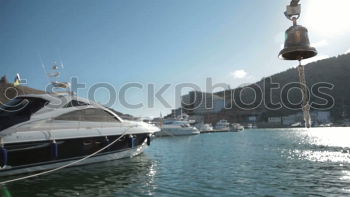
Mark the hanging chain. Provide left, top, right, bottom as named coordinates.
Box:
left=297, top=60, right=312, bottom=128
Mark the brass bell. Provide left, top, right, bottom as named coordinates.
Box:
left=279, top=25, right=317, bottom=60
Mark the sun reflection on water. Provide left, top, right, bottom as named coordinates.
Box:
left=302, top=127, right=350, bottom=148
left=292, top=150, right=350, bottom=163
left=143, top=161, right=158, bottom=196
left=340, top=171, right=350, bottom=180
left=284, top=127, right=350, bottom=163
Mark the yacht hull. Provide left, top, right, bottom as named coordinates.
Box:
left=0, top=133, right=150, bottom=177
left=156, top=128, right=200, bottom=137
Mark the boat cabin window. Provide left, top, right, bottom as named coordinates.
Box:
left=0, top=97, right=49, bottom=131
left=55, top=108, right=120, bottom=122
left=64, top=100, right=89, bottom=108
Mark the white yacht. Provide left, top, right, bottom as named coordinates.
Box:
left=0, top=93, right=160, bottom=176
left=245, top=123, right=257, bottom=129
left=231, top=123, right=244, bottom=132
left=196, top=123, right=213, bottom=132
left=214, top=120, right=231, bottom=132
left=156, top=119, right=200, bottom=137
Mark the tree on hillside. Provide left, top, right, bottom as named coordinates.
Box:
left=0, top=75, right=8, bottom=84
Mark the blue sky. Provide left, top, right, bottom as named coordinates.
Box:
left=1, top=0, right=349, bottom=117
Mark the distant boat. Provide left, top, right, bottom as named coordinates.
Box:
left=156, top=119, right=200, bottom=137
left=213, top=120, right=243, bottom=132
left=196, top=123, right=213, bottom=132
left=245, top=123, right=257, bottom=129
left=214, top=120, right=231, bottom=132
left=291, top=122, right=302, bottom=127
left=319, top=123, right=333, bottom=127
left=231, top=123, right=244, bottom=132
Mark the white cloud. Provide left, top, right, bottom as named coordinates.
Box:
left=231, top=69, right=248, bottom=79
left=346, top=49, right=350, bottom=54
left=302, top=55, right=329, bottom=65
left=312, top=40, right=328, bottom=48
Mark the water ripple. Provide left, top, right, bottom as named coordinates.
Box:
left=2, top=128, right=350, bottom=196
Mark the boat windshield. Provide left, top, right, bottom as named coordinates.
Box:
left=0, top=97, right=48, bottom=131
left=180, top=124, right=190, bottom=128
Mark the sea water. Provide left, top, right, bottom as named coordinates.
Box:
left=2, top=128, right=350, bottom=197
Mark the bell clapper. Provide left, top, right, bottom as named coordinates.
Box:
left=297, top=59, right=312, bottom=128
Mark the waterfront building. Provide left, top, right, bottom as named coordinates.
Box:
left=281, top=110, right=331, bottom=126
left=181, top=91, right=225, bottom=115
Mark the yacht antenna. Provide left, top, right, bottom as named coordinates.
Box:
left=58, top=50, right=65, bottom=69
left=180, top=107, right=183, bottom=120
left=38, top=52, right=51, bottom=83
left=160, top=112, right=163, bottom=128
left=48, top=60, right=71, bottom=94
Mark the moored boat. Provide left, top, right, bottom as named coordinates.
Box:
left=196, top=123, right=213, bottom=133
left=231, top=123, right=244, bottom=132
left=156, top=119, right=200, bottom=137
left=214, top=120, right=231, bottom=132
left=0, top=93, right=160, bottom=176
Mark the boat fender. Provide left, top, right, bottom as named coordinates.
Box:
left=0, top=147, right=8, bottom=168
left=131, top=137, right=137, bottom=148
left=146, top=136, right=151, bottom=146
left=51, top=141, right=59, bottom=159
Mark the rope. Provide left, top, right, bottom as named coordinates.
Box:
left=297, top=60, right=312, bottom=128
left=0, top=126, right=135, bottom=185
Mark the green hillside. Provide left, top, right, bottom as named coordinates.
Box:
left=214, top=53, right=350, bottom=123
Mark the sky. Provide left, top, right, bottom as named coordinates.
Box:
left=0, top=0, right=349, bottom=118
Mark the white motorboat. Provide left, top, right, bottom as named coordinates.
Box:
left=0, top=93, right=160, bottom=176
left=156, top=119, right=200, bottom=137
left=245, top=123, right=257, bottom=129
left=231, top=123, right=244, bottom=132
left=214, top=120, right=231, bottom=132
left=196, top=123, right=213, bottom=132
